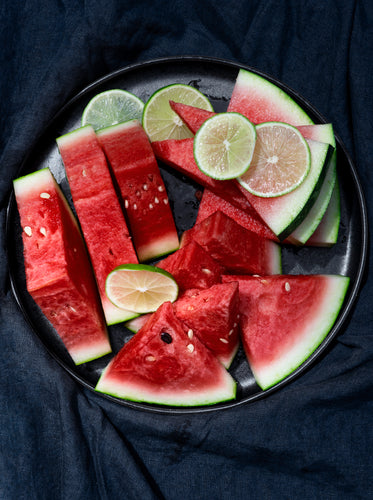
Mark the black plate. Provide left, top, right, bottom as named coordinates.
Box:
left=6, top=56, right=368, bottom=414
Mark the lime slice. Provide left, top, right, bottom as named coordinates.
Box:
left=105, top=264, right=179, bottom=314
left=82, top=89, right=144, bottom=131
left=193, top=112, right=257, bottom=180
left=238, top=121, right=311, bottom=197
left=142, top=83, right=214, bottom=141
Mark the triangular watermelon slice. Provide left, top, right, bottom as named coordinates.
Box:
left=126, top=282, right=241, bottom=368
left=95, top=301, right=237, bottom=406
left=181, top=211, right=282, bottom=275
left=222, top=274, right=350, bottom=390
left=227, top=68, right=314, bottom=126
left=13, top=168, right=111, bottom=364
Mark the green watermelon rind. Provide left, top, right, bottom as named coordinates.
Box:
left=252, top=275, right=350, bottom=390
left=95, top=359, right=237, bottom=407
left=228, top=69, right=314, bottom=126
left=306, top=179, right=341, bottom=247
left=286, top=124, right=338, bottom=245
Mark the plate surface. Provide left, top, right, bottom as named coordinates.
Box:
left=6, top=56, right=368, bottom=414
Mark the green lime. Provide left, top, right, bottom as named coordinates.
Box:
left=105, top=263, right=179, bottom=314
left=81, top=89, right=144, bottom=131
left=193, top=112, right=257, bottom=180
left=142, top=83, right=214, bottom=141
left=238, top=121, right=311, bottom=197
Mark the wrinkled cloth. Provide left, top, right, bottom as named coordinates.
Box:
left=0, top=1, right=372, bottom=499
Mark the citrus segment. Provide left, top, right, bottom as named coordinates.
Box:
left=193, top=112, right=257, bottom=180
left=142, top=84, right=214, bottom=141
left=82, top=89, right=144, bottom=131
left=105, top=264, right=179, bottom=314
left=238, top=122, right=311, bottom=197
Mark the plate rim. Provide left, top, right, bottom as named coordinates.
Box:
left=6, top=55, right=369, bottom=415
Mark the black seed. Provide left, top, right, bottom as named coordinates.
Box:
left=160, top=331, right=172, bottom=344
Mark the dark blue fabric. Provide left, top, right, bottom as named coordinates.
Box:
left=1, top=1, right=372, bottom=498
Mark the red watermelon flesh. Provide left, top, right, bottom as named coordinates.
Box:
left=227, top=68, right=314, bottom=126
left=169, top=101, right=215, bottom=134
left=196, top=189, right=278, bottom=241
left=173, top=282, right=240, bottom=368
left=13, top=168, right=111, bottom=364
left=56, top=125, right=139, bottom=326
left=97, top=120, right=179, bottom=262
left=222, top=274, right=350, bottom=390
left=95, top=301, right=236, bottom=406
left=181, top=211, right=282, bottom=275
left=151, top=138, right=264, bottom=218
left=156, top=240, right=223, bottom=291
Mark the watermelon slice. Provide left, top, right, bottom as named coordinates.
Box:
left=156, top=240, right=223, bottom=291
left=238, top=139, right=334, bottom=240
left=56, top=125, right=139, bottom=325
left=306, top=178, right=341, bottom=246
left=13, top=168, right=111, bottom=364
left=125, top=282, right=240, bottom=368
left=196, top=189, right=278, bottom=241
left=181, top=211, right=282, bottom=275
left=151, top=137, right=273, bottom=235
left=96, top=120, right=179, bottom=262
left=285, top=124, right=338, bottom=245
left=227, top=68, right=314, bottom=126
left=95, top=301, right=237, bottom=406
left=222, top=274, right=350, bottom=390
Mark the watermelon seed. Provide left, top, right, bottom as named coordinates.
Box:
left=161, top=331, right=173, bottom=344
left=124, top=199, right=129, bottom=209
left=220, top=338, right=229, bottom=344
left=157, top=185, right=164, bottom=192
left=187, top=344, right=194, bottom=353
left=285, top=282, right=291, bottom=292
left=39, top=192, right=50, bottom=199
left=135, top=190, right=141, bottom=197
left=149, top=203, right=154, bottom=210
left=145, top=355, right=156, bottom=362
left=187, top=329, right=194, bottom=339
left=133, top=203, right=138, bottom=210
left=40, top=227, right=47, bottom=237
left=154, top=197, right=160, bottom=204
left=202, top=268, right=212, bottom=275
left=24, top=226, right=32, bottom=236
left=142, top=184, right=148, bottom=191
left=163, top=199, right=169, bottom=205
left=228, top=329, right=234, bottom=336
left=82, top=169, right=87, bottom=177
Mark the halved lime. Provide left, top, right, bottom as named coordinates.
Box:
left=142, top=83, right=214, bottom=141
left=193, top=112, right=257, bottom=180
left=238, top=121, right=311, bottom=197
left=105, top=264, right=179, bottom=314
left=82, top=89, right=144, bottom=131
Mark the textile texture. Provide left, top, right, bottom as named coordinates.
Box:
left=0, top=1, right=372, bottom=499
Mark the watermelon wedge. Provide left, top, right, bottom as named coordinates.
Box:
left=151, top=137, right=272, bottom=233
left=156, top=240, right=223, bottom=291
left=13, top=168, right=111, bottom=364
left=306, top=178, right=341, bottom=246
left=96, top=120, right=179, bottom=262
left=181, top=211, right=282, bottom=275
left=285, top=124, right=338, bottom=245
left=95, top=301, right=237, bottom=406
left=56, top=125, right=139, bottom=325
left=238, top=138, right=334, bottom=240
left=222, top=274, right=350, bottom=390
left=125, top=282, right=240, bottom=368
left=227, top=68, right=314, bottom=126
